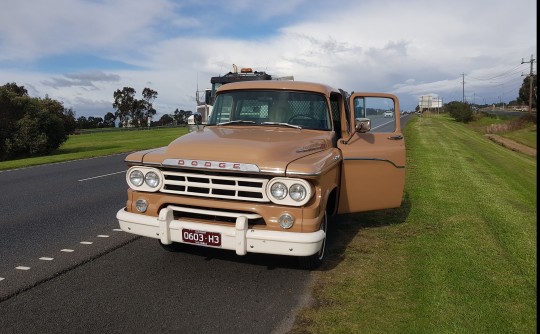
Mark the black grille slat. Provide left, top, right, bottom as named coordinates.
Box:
left=238, top=191, right=263, bottom=199
left=212, top=189, right=235, bottom=196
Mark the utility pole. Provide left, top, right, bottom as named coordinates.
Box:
left=521, top=54, right=536, bottom=113
left=462, top=73, right=465, bottom=103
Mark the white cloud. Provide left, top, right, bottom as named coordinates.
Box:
left=0, top=0, right=536, bottom=116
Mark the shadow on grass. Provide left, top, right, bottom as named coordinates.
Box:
left=319, top=191, right=412, bottom=271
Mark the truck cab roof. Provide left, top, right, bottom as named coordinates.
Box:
left=217, top=80, right=340, bottom=97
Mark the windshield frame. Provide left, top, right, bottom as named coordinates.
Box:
left=207, top=89, right=332, bottom=131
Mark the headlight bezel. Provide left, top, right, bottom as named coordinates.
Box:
left=126, top=166, right=163, bottom=192
left=266, top=178, right=313, bottom=206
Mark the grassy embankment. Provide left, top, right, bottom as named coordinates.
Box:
left=290, top=114, right=536, bottom=333
left=468, top=112, right=537, bottom=149
left=0, top=127, right=189, bottom=171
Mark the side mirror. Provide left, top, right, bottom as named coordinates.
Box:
left=188, top=112, right=204, bottom=133
left=204, top=90, right=212, bottom=105
left=193, top=112, right=202, bottom=125
left=354, top=118, right=371, bottom=133
left=341, top=118, right=371, bottom=144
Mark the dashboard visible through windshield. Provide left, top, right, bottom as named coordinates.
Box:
left=208, top=90, right=332, bottom=130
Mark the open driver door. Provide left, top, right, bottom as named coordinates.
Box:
left=337, top=93, right=406, bottom=214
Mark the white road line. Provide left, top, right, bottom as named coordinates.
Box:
left=6, top=230, right=122, bottom=277
left=77, top=170, right=125, bottom=182
left=113, top=228, right=122, bottom=231
left=0, top=277, right=5, bottom=281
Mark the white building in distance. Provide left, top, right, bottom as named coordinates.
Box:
left=418, top=95, right=443, bottom=112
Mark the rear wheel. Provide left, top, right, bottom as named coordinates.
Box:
left=159, top=240, right=184, bottom=252
left=298, top=213, right=327, bottom=270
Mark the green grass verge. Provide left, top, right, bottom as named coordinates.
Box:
left=0, top=127, right=188, bottom=170
left=290, top=115, right=536, bottom=333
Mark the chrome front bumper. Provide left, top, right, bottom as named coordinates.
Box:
left=116, top=206, right=325, bottom=257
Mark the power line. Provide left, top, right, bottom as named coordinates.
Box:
left=468, top=63, right=525, bottom=81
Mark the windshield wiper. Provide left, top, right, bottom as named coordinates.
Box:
left=217, top=120, right=257, bottom=126
left=261, top=122, right=302, bottom=129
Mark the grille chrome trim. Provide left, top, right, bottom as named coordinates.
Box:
left=161, top=171, right=270, bottom=202
left=167, top=205, right=262, bottom=219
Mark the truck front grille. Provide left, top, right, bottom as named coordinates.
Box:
left=161, top=171, right=270, bottom=202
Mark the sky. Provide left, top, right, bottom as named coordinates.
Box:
left=0, top=0, right=536, bottom=119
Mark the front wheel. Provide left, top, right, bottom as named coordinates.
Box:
left=298, top=213, right=327, bottom=270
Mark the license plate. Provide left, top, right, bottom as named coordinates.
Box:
left=182, top=229, right=221, bottom=247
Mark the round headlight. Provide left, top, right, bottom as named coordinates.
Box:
left=289, top=183, right=307, bottom=202
left=129, top=170, right=144, bottom=187
left=145, top=171, right=160, bottom=188
left=270, top=182, right=288, bottom=200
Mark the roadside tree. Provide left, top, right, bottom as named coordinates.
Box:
left=158, top=114, right=174, bottom=126
left=140, top=87, right=158, bottom=126
left=113, top=87, right=136, bottom=127
left=103, top=112, right=116, bottom=127
left=0, top=83, right=71, bottom=160
left=113, top=87, right=158, bottom=127
left=445, top=101, right=473, bottom=123
left=517, top=74, right=537, bottom=109
left=173, top=108, right=192, bottom=125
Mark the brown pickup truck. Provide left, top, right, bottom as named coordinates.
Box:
left=117, top=80, right=406, bottom=269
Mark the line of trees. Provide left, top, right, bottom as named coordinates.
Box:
left=113, top=87, right=157, bottom=127
left=111, top=86, right=193, bottom=127
left=0, top=81, right=195, bottom=161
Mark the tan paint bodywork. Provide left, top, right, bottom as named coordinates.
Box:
left=129, top=127, right=336, bottom=174
left=338, top=92, right=406, bottom=213
left=124, top=82, right=405, bottom=232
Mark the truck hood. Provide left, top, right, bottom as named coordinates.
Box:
left=128, top=126, right=335, bottom=174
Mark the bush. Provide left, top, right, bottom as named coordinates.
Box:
left=516, top=113, right=537, bottom=125
left=0, top=83, right=72, bottom=161
left=445, top=101, right=474, bottom=123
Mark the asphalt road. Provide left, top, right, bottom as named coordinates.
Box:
left=0, top=154, right=312, bottom=334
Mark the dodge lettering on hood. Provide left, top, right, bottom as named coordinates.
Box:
left=117, top=80, right=405, bottom=269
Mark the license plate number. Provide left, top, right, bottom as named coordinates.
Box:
left=182, top=229, right=221, bottom=247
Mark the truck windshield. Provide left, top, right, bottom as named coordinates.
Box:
left=207, top=90, right=332, bottom=130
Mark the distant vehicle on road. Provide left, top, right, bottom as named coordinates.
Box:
left=384, top=110, right=394, bottom=118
